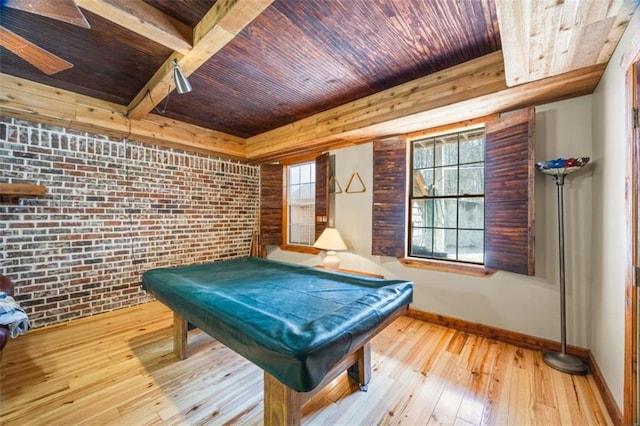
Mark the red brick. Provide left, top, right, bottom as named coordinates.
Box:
left=2, top=117, right=258, bottom=328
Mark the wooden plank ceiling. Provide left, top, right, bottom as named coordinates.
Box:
left=0, top=0, right=637, bottom=162
left=496, top=0, right=637, bottom=86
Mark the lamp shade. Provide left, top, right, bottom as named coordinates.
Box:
left=313, top=228, right=347, bottom=251
left=173, top=59, right=192, bottom=94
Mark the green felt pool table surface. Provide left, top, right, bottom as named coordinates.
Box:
left=142, top=256, right=413, bottom=392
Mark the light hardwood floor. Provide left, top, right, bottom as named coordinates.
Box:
left=1, top=301, right=612, bottom=425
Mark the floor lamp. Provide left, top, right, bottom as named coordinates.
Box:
left=536, top=157, right=589, bottom=375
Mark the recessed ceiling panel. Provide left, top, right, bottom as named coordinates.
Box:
left=161, top=0, right=500, bottom=137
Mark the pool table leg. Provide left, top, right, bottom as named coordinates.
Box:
left=264, top=371, right=301, bottom=426
left=173, top=312, right=187, bottom=360
left=348, top=342, right=371, bottom=391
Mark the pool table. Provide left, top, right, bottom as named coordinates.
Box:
left=142, top=257, right=413, bottom=425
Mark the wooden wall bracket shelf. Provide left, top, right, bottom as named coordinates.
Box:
left=0, top=183, right=47, bottom=204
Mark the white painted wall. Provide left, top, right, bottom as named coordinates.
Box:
left=269, top=95, right=594, bottom=349
left=590, top=9, right=640, bottom=409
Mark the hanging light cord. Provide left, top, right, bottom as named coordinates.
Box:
left=147, top=82, right=172, bottom=115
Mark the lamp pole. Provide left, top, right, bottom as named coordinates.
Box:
left=542, top=172, right=588, bottom=375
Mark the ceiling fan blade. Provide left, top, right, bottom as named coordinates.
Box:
left=0, top=26, right=73, bottom=75
left=2, top=0, right=90, bottom=28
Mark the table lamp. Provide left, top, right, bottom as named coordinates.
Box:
left=313, top=228, right=347, bottom=271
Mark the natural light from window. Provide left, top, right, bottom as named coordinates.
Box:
left=287, top=161, right=316, bottom=246
left=410, top=128, right=485, bottom=264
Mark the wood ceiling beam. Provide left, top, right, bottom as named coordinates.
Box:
left=127, top=0, right=274, bottom=120
left=74, top=0, right=192, bottom=53
left=0, top=73, right=247, bottom=160
left=245, top=51, right=605, bottom=162
left=1, top=50, right=604, bottom=164
left=496, top=0, right=638, bottom=86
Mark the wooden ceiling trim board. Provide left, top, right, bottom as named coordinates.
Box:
left=497, top=0, right=638, bottom=87
left=322, top=57, right=506, bottom=136
left=135, top=115, right=246, bottom=159
left=127, top=0, right=274, bottom=120
left=74, top=102, right=130, bottom=133
left=0, top=73, right=247, bottom=160
left=403, top=114, right=500, bottom=140
left=350, top=64, right=603, bottom=139
left=64, top=110, right=246, bottom=159
left=0, top=72, right=79, bottom=121
left=246, top=62, right=604, bottom=162
left=1, top=84, right=76, bottom=122
left=140, top=115, right=245, bottom=147
left=74, top=0, right=192, bottom=54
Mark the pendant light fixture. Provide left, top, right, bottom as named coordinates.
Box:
left=145, top=58, right=193, bottom=115
left=172, top=58, right=192, bottom=94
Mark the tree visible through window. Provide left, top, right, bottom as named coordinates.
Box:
left=410, top=128, right=485, bottom=263
left=287, top=161, right=316, bottom=245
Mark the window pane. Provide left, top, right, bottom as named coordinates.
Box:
left=432, top=228, right=445, bottom=256
left=289, top=205, right=314, bottom=244
left=459, top=163, right=484, bottom=195
left=434, top=198, right=456, bottom=228
left=300, top=182, right=313, bottom=201
left=289, top=184, right=299, bottom=202
left=412, top=199, right=434, bottom=227
left=434, top=140, right=458, bottom=167
left=432, top=228, right=453, bottom=258
left=459, top=133, right=484, bottom=164
left=459, top=197, right=484, bottom=229
left=412, top=170, right=433, bottom=197
left=289, top=166, right=300, bottom=185
left=458, top=230, right=484, bottom=263
left=411, top=227, right=432, bottom=256
left=300, top=163, right=312, bottom=183
left=434, top=166, right=458, bottom=196
left=444, top=228, right=458, bottom=259
left=413, top=139, right=434, bottom=168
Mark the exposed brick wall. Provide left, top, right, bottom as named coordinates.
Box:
left=0, top=117, right=259, bottom=328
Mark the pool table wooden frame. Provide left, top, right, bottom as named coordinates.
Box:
left=171, top=303, right=409, bottom=426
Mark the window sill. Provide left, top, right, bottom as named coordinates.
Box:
left=399, top=257, right=496, bottom=278
left=314, top=265, right=384, bottom=279
left=279, top=244, right=320, bottom=255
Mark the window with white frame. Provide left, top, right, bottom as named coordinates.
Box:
left=409, top=128, right=485, bottom=264
left=287, top=161, right=316, bottom=245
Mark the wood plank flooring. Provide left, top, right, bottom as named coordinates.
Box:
left=0, top=301, right=612, bottom=425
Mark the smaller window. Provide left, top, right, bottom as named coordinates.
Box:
left=287, top=161, right=316, bottom=246
left=409, top=128, right=485, bottom=264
